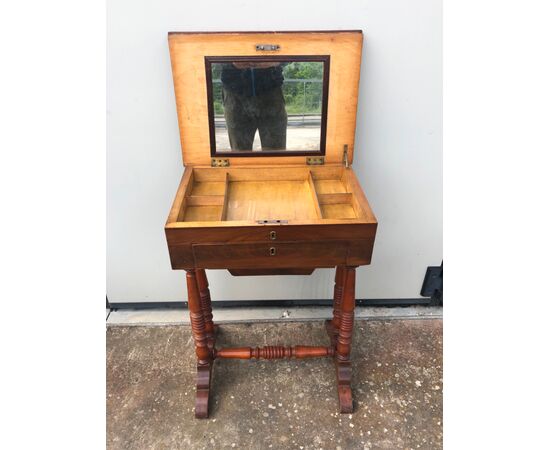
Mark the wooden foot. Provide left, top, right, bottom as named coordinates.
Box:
left=195, top=362, right=213, bottom=419
left=336, top=360, right=353, bottom=413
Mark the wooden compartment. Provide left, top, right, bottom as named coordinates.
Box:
left=166, top=165, right=377, bottom=270
left=164, top=31, right=377, bottom=271
left=170, top=166, right=373, bottom=223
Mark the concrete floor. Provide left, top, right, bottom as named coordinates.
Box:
left=107, top=306, right=442, bottom=326
left=216, top=125, right=321, bottom=151
left=107, top=319, right=442, bottom=449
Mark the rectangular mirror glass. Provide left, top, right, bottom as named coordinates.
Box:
left=206, top=56, right=330, bottom=156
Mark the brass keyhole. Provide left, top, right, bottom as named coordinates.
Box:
left=270, top=231, right=277, bottom=240
left=269, top=247, right=276, bottom=256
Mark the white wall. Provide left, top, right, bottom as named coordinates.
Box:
left=107, top=0, right=442, bottom=302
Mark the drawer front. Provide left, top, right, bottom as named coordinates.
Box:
left=166, top=223, right=377, bottom=246
left=192, top=241, right=350, bottom=269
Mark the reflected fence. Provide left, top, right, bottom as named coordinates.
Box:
left=213, top=79, right=323, bottom=128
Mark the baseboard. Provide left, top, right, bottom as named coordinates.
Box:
left=108, top=298, right=433, bottom=310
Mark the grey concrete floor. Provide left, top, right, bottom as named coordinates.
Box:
left=107, top=319, right=442, bottom=449
left=106, top=306, right=442, bottom=326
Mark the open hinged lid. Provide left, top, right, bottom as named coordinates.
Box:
left=168, top=31, right=363, bottom=167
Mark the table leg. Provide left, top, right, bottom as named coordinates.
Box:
left=196, top=269, right=216, bottom=350
left=186, top=269, right=213, bottom=419
left=325, top=265, right=345, bottom=347
left=335, top=266, right=356, bottom=413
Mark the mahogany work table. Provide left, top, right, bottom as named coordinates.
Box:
left=165, top=31, right=377, bottom=418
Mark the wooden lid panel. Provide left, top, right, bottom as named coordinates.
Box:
left=168, top=31, right=362, bottom=166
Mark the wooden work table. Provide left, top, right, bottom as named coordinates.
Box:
left=165, top=31, right=377, bottom=418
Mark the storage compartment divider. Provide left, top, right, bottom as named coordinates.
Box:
left=341, top=170, right=368, bottom=220
left=308, top=171, right=358, bottom=220
left=220, top=173, right=230, bottom=221
left=317, top=193, right=353, bottom=205
left=179, top=168, right=224, bottom=222
left=307, top=171, right=323, bottom=219
left=310, top=173, right=359, bottom=219
left=186, top=196, right=225, bottom=206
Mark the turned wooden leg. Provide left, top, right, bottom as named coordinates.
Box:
left=326, top=266, right=345, bottom=347
left=196, top=269, right=216, bottom=350
left=334, top=266, right=356, bottom=414
left=186, top=269, right=213, bottom=419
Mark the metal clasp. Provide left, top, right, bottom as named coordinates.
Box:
left=343, top=144, right=349, bottom=169
left=257, top=219, right=288, bottom=225
left=255, top=44, right=280, bottom=51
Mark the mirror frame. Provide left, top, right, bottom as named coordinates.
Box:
left=205, top=55, right=330, bottom=157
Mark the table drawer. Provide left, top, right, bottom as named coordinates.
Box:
left=192, top=241, right=350, bottom=269
left=165, top=223, right=377, bottom=247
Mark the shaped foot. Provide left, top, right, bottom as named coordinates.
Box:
left=195, top=362, right=212, bottom=419
left=335, top=360, right=353, bottom=413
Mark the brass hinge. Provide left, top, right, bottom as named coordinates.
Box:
left=306, top=156, right=325, bottom=166
left=211, top=158, right=230, bottom=167
left=343, top=144, right=349, bottom=169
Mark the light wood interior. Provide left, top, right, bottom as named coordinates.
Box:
left=169, top=166, right=375, bottom=224
left=168, top=31, right=363, bottom=166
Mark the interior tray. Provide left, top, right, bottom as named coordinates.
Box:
left=177, top=167, right=366, bottom=223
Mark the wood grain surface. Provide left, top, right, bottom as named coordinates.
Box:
left=168, top=31, right=363, bottom=166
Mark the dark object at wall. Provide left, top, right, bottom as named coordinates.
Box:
left=420, top=263, right=443, bottom=306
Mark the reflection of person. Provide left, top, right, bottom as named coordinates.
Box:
left=221, top=62, right=287, bottom=151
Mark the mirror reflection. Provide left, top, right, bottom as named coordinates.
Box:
left=208, top=58, right=327, bottom=153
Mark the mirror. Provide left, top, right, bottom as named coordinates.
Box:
left=206, top=56, right=329, bottom=156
